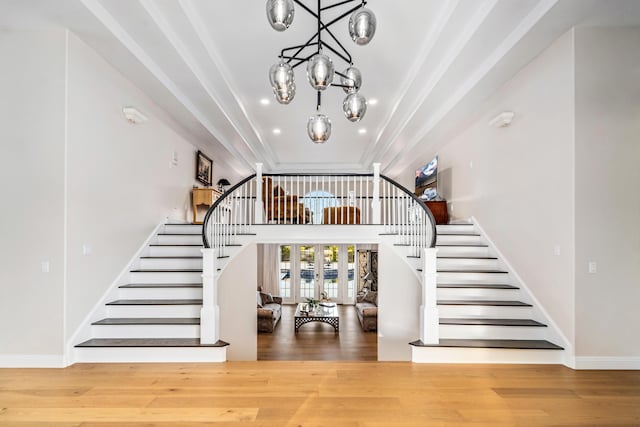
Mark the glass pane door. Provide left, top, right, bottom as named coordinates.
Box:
left=279, top=245, right=292, bottom=302
left=322, top=245, right=339, bottom=300
left=298, top=245, right=316, bottom=301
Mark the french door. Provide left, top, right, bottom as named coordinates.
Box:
left=279, top=244, right=356, bottom=304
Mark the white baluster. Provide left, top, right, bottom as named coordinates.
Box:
left=255, top=163, right=263, bottom=224
left=420, top=247, right=439, bottom=344
left=200, top=248, right=219, bottom=344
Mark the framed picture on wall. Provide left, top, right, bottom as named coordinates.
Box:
left=196, top=151, right=213, bottom=186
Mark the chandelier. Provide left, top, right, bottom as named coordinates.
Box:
left=266, top=0, right=377, bottom=143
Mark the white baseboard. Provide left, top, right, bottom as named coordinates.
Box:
left=0, top=354, right=65, bottom=368
left=574, top=356, right=640, bottom=370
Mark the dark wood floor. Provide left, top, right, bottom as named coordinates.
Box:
left=258, top=304, right=377, bottom=361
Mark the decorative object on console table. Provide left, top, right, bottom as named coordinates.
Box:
left=192, top=187, right=222, bottom=224
left=216, top=178, right=231, bottom=193
left=424, top=200, right=448, bottom=225
left=196, top=151, right=213, bottom=186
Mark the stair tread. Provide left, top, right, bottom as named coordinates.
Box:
left=75, top=338, right=228, bottom=348
left=119, top=283, right=203, bottom=288
left=157, top=233, right=201, bottom=236
left=437, top=283, right=519, bottom=289
left=440, top=318, right=546, bottom=327
left=410, top=339, right=563, bottom=350
left=438, top=300, right=532, bottom=307
left=436, top=244, right=488, bottom=247
left=92, top=317, right=200, bottom=325
left=140, top=256, right=201, bottom=259
left=165, top=223, right=201, bottom=226
left=130, top=269, right=203, bottom=272
left=149, top=244, right=203, bottom=247
left=107, top=299, right=202, bottom=305
left=437, top=269, right=508, bottom=273
left=417, top=268, right=507, bottom=273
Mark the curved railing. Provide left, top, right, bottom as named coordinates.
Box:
left=202, top=170, right=437, bottom=257
left=380, top=174, right=437, bottom=252
left=202, top=174, right=256, bottom=251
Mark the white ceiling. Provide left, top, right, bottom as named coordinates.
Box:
left=3, top=0, right=640, bottom=179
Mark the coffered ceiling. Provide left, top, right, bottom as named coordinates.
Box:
left=3, top=0, right=640, bottom=179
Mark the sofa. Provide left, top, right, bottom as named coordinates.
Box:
left=355, top=290, right=377, bottom=331
left=257, top=291, right=283, bottom=333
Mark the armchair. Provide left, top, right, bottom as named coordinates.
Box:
left=262, top=177, right=306, bottom=223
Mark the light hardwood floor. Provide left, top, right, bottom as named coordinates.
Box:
left=0, top=362, right=639, bottom=425
left=258, top=304, right=377, bottom=361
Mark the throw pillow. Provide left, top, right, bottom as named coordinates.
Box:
left=257, top=291, right=263, bottom=308
left=260, top=292, right=274, bottom=306
left=363, top=290, right=377, bottom=305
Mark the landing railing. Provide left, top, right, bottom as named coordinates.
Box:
left=202, top=164, right=436, bottom=255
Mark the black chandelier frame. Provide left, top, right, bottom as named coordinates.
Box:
left=275, top=0, right=368, bottom=111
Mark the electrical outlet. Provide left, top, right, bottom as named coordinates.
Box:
left=41, top=261, right=50, bottom=273
left=82, top=244, right=92, bottom=256
left=469, top=161, right=473, bottom=169
left=588, top=261, right=597, bottom=274
left=554, top=245, right=561, bottom=256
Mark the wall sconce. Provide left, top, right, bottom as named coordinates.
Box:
left=489, top=111, right=515, bottom=128
left=122, top=106, right=148, bottom=124
left=217, top=178, right=231, bottom=192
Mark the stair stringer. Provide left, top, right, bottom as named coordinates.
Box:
left=66, top=221, right=165, bottom=366
left=471, top=216, right=572, bottom=363
left=377, top=234, right=425, bottom=281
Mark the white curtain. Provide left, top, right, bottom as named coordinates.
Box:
left=258, top=244, right=280, bottom=295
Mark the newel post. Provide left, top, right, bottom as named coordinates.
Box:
left=255, top=162, right=263, bottom=224
left=372, top=162, right=381, bottom=224
left=200, top=248, right=219, bottom=344
left=420, top=247, right=439, bottom=344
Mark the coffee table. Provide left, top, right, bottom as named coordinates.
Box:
left=294, top=303, right=339, bottom=333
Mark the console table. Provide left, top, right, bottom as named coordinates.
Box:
left=425, top=200, right=449, bottom=225
left=192, top=188, right=222, bottom=224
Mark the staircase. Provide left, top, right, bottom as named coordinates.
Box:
left=409, top=222, right=565, bottom=363
left=73, top=223, right=228, bottom=363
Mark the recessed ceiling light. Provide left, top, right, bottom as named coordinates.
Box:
left=273, top=128, right=281, bottom=135
left=260, top=98, right=271, bottom=106
left=368, top=98, right=378, bottom=105
left=358, top=128, right=367, bottom=134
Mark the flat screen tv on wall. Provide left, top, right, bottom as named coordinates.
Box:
left=415, top=155, right=438, bottom=200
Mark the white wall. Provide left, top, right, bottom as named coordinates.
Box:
left=0, top=30, right=66, bottom=359
left=403, top=32, right=576, bottom=346
left=0, top=29, right=216, bottom=363
left=219, top=244, right=257, bottom=361
left=64, top=32, right=200, bottom=339
left=378, top=243, right=421, bottom=361
left=574, top=27, right=640, bottom=359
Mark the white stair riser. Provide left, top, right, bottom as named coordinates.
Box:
left=140, top=258, right=202, bottom=270
left=163, top=224, right=203, bottom=234
left=436, top=225, right=476, bottom=234
left=412, top=347, right=563, bottom=364
left=437, top=272, right=509, bottom=284
left=74, top=347, right=226, bottom=363
left=437, top=258, right=499, bottom=270
left=437, top=288, right=520, bottom=300
left=148, top=246, right=203, bottom=257
left=118, top=287, right=202, bottom=300
left=129, top=271, right=202, bottom=284
left=437, top=305, right=532, bottom=318
left=106, top=305, right=201, bottom=318
left=436, top=235, right=483, bottom=245
left=156, top=234, right=202, bottom=245
left=436, top=246, right=490, bottom=258
left=91, top=324, right=200, bottom=339
left=439, top=325, right=548, bottom=340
